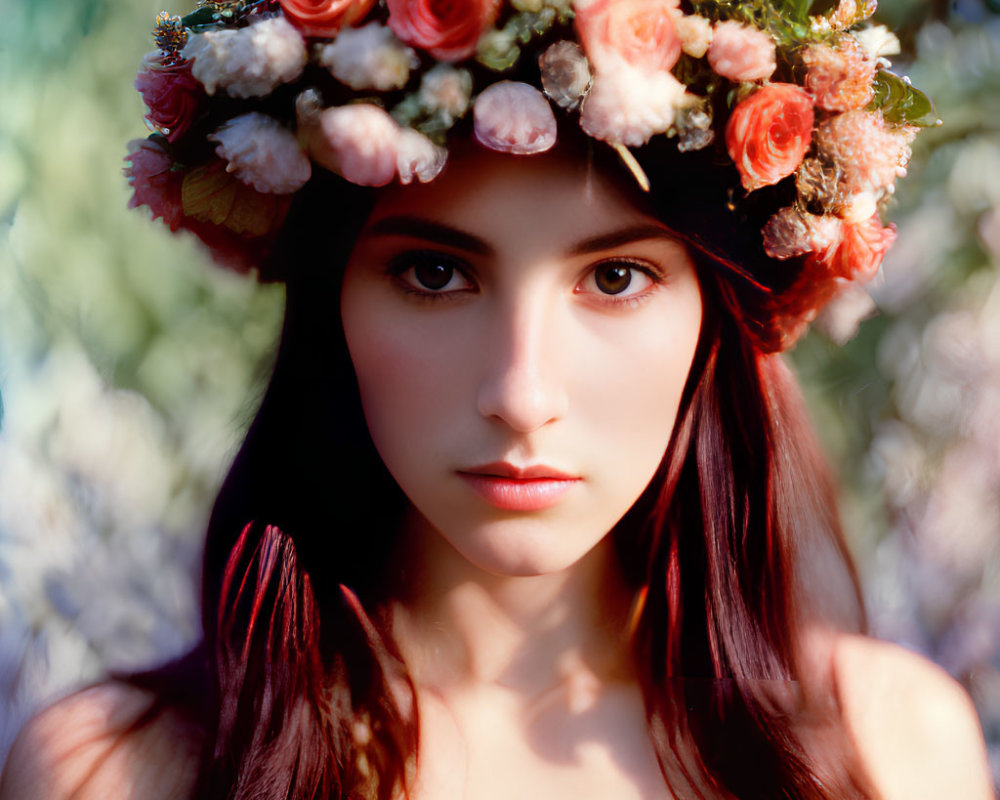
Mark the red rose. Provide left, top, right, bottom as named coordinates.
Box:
left=575, top=0, right=681, bottom=74
left=134, top=58, right=203, bottom=143
left=387, top=0, right=501, bottom=62
left=808, top=213, right=896, bottom=282
left=279, top=0, right=376, bottom=38
left=725, top=83, right=814, bottom=192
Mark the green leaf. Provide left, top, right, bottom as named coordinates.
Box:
left=868, top=70, right=939, bottom=127
left=770, top=0, right=815, bottom=24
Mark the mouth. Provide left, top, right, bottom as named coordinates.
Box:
left=456, top=462, right=581, bottom=511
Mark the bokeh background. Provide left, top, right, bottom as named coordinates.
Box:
left=1, top=0, right=998, bottom=788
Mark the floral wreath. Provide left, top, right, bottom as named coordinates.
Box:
left=126, top=0, right=935, bottom=340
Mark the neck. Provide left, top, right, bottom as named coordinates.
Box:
left=386, top=508, right=636, bottom=702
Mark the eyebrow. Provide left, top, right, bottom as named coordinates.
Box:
left=567, top=224, right=682, bottom=256
left=362, top=215, right=495, bottom=256
left=361, top=216, right=680, bottom=258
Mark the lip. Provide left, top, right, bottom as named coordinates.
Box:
left=457, top=462, right=581, bottom=511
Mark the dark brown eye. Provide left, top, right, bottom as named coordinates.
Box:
left=390, top=251, right=474, bottom=295
left=413, top=258, right=455, bottom=290
left=594, top=263, right=633, bottom=295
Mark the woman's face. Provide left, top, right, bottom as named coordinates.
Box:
left=341, top=146, right=702, bottom=577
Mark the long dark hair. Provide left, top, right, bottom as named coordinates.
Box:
left=128, top=134, right=873, bottom=799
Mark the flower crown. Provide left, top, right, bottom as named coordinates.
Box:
left=126, top=0, right=935, bottom=322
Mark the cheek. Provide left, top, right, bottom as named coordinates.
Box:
left=573, top=295, right=702, bottom=474
left=341, top=289, right=470, bottom=476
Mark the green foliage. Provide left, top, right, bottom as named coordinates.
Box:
left=868, top=70, right=939, bottom=127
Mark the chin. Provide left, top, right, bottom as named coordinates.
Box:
left=441, top=519, right=606, bottom=579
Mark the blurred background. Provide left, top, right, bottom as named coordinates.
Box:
left=0, top=0, right=998, bottom=788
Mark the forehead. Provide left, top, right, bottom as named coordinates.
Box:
left=362, top=144, right=663, bottom=250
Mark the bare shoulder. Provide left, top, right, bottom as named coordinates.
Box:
left=832, top=632, right=995, bottom=800
left=0, top=681, right=203, bottom=800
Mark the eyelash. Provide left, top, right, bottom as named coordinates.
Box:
left=386, top=251, right=666, bottom=307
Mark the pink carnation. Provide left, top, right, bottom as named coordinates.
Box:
left=708, top=21, right=776, bottom=82
left=575, top=0, right=681, bottom=74
left=124, top=137, right=185, bottom=229
left=763, top=207, right=842, bottom=260
left=474, top=81, right=557, bottom=155
left=808, top=213, right=896, bottom=282
left=803, top=38, right=876, bottom=112
left=134, top=55, right=203, bottom=142
left=815, top=110, right=916, bottom=196
left=125, top=141, right=282, bottom=272
left=310, top=104, right=400, bottom=186
left=387, top=0, right=500, bottom=62
left=209, top=112, right=311, bottom=194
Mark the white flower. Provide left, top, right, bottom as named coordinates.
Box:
left=674, top=13, right=713, bottom=59
left=396, top=129, right=447, bottom=184
left=182, top=15, right=306, bottom=98
left=474, top=81, right=558, bottom=155
left=317, top=22, right=418, bottom=91
left=580, top=65, right=686, bottom=147
left=419, top=64, right=473, bottom=124
left=210, top=112, right=311, bottom=194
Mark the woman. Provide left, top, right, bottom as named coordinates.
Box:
left=0, top=1, right=994, bottom=798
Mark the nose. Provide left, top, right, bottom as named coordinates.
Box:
left=475, top=295, right=569, bottom=433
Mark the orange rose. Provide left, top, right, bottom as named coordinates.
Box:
left=725, top=83, right=814, bottom=192
left=279, top=0, right=375, bottom=38
left=575, top=0, right=681, bottom=74
left=387, top=0, right=500, bottom=62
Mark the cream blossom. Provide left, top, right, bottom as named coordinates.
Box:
left=707, top=20, right=776, bottom=82
left=855, top=24, right=901, bottom=61
left=580, top=65, right=686, bottom=147
left=674, top=13, right=713, bottom=59
left=316, top=22, right=418, bottom=91
left=209, top=112, right=311, bottom=194
left=418, top=64, right=474, bottom=124
left=182, top=15, right=306, bottom=98
left=473, top=81, right=558, bottom=155
left=539, top=40, right=592, bottom=110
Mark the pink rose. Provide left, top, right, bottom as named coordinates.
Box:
left=809, top=213, right=896, bottom=282
left=575, top=0, right=681, bottom=73
left=309, top=104, right=401, bottom=186
left=725, top=83, right=814, bottom=192
left=387, top=0, right=501, bottom=62
left=279, top=0, right=376, bottom=38
left=134, top=57, right=203, bottom=143
left=474, top=81, right=557, bottom=155
left=124, top=137, right=186, bottom=229
left=708, top=20, right=777, bottom=81
left=707, top=21, right=776, bottom=82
